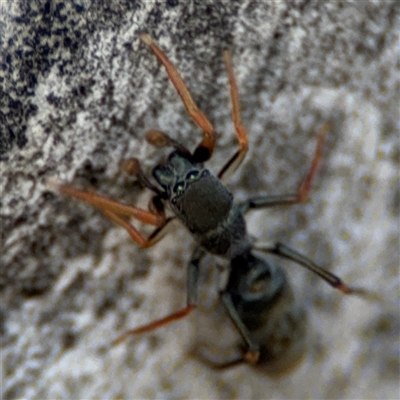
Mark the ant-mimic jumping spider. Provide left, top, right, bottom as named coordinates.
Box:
left=52, top=35, right=369, bottom=368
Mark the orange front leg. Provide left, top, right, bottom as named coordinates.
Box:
left=101, top=209, right=168, bottom=249
left=55, top=183, right=164, bottom=226
left=218, top=51, right=249, bottom=182
left=141, top=34, right=216, bottom=161
left=48, top=180, right=167, bottom=248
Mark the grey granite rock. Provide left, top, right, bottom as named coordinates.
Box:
left=1, top=1, right=399, bottom=399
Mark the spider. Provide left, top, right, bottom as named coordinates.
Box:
left=53, top=35, right=367, bottom=362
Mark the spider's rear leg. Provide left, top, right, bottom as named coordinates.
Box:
left=257, top=242, right=355, bottom=294
left=112, top=246, right=205, bottom=346
left=112, top=304, right=194, bottom=346
left=256, top=242, right=382, bottom=301
left=190, top=343, right=247, bottom=369
left=141, top=35, right=216, bottom=163
left=220, top=292, right=261, bottom=364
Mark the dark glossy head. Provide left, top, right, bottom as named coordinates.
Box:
left=152, top=151, right=233, bottom=234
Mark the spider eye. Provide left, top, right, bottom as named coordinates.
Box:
left=186, top=170, right=199, bottom=181
left=173, top=182, right=185, bottom=195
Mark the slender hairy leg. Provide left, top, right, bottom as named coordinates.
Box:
left=218, top=51, right=249, bottom=182
left=190, top=343, right=246, bottom=369
left=221, top=292, right=260, bottom=364
left=295, top=122, right=329, bottom=202
left=141, top=35, right=216, bottom=162
left=112, top=305, right=193, bottom=346
left=102, top=209, right=174, bottom=249
left=112, top=247, right=206, bottom=346
left=49, top=179, right=169, bottom=248
left=53, top=183, right=164, bottom=226
left=255, top=242, right=379, bottom=300
left=239, top=123, right=329, bottom=214
left=199, top=355, right=246, bottom=369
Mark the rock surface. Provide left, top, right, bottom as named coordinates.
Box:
left=1, top=1, right=399, bottom=399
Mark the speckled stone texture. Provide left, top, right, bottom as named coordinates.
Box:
left=1, top=1, right=399, bottom=399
